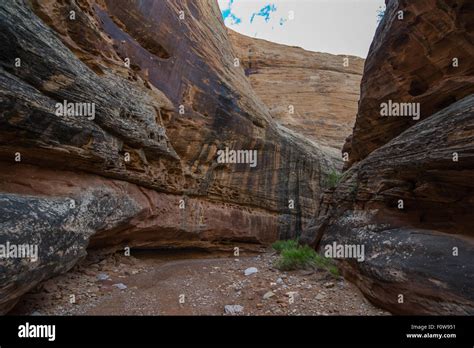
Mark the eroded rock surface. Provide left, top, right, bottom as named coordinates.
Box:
left=230, top=30, right=364, bottom=156
left=0, top=0, right=337, bottom=313
left=345, top=0, right=474, bottom=167
left=302, top=0, right=474, bottom=314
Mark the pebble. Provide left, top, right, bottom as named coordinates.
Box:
left=112, top=283, right=127, bottom=290
left=263, top=291, right=275, bottom=300
left=244, top=267, right=258, bottom=276
left=224, top=305, right=244, bottom=315
left=96, top=273, right=110, bottom=281
left=315, top=293, right=326, bottom=300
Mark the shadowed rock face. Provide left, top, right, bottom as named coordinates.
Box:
left=0, top=187, right=141, bottom=313
left=345, top=0, right=474, bottom=168
left=302, top=0, right=474, bottom=314
left=229, top=30, right=364, bottom=158
left=304, top=96, right=474, bottom=314
left=0, top=0, right=337, bottom=313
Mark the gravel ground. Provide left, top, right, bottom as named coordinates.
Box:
left=11, top=248, right=389, bottom=316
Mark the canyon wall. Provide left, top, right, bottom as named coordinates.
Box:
left=344, top=0, right=474, bottom=168
left=302, top=0, right=474, bottom=314
left=230, top=30, right=364, bottom=158
left=2, top=0, right=469, bottom=316
left=0, top=0, right=338, bottom=313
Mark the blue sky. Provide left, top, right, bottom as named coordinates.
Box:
left=218, top=0, right=385, bottom=58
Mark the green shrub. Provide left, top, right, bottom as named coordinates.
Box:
left=328, top=265, right=340, bottom=277
left=271, top=239, right=299, bottom=253
left=276, top=245, right=315, bottom=270
left=272, top=239, right=339, bottom=276
left=325, top=169, right=343, bottom=189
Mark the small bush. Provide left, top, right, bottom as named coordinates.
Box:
left=276, top=245, right=315, bottom=270
left=272, top=239, right=339, bottom=276
left=325, top=169, right=343, bottom=189
left=328, top=265, right=340, bottom=277
left=271, top=239, right=299, bottom=253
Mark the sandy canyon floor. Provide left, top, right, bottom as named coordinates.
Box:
left=11, top=248, right=388, bottom=316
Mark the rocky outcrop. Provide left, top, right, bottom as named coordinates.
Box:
left=345, top=0, right=474, bottom=167
left=0, top=0, right=337, bottom=313
left=302, top=0, right=474, bottom=314
left=229, top=30, right=364, bottom=156
left=304, top=96, right=474, bottom=314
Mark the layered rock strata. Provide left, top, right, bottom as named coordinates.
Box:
left=302, top=0, right=474, bottom=314
left=345, top=0, right=474, bottom=167
left=229, top=30, right=364, bottom=156
left=0, top=0, right=337, bottom=313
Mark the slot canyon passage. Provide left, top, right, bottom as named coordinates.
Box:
left=0, top=0, right=473, bottom=316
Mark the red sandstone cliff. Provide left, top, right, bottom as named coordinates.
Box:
left=229, top=30, right=364, bottom=157
left=344, top=0, right=474, bottom=168
left=0, top=0, right=342, bottom=313
left=302, top=0, right=474, bottom=314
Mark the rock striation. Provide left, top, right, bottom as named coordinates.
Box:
left=345, top=0, right=474, bottom=168
left=302, top=0, right=474, bottom=314
left=229, top=30, right=364, bottom=156
left=0, top=0, right=338, bottom=313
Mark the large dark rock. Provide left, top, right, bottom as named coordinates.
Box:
left=0, top=189, right=140, bottom=313
left=302, top=95, right=474, bottom=314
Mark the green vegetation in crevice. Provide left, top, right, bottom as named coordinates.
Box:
left=324, top=169, right=343, bottom=189
left=272, top=239, right=339, bottom=277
